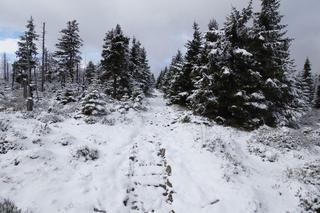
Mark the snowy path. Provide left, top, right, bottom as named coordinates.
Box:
left=1, top=90, right=320, bottom=212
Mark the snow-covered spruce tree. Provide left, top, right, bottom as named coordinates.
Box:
left=301, top=58, right=314, bottom=105
left=156, top=67, right=167, bottom=89
left=100, top=24, right=131, bottom=99
left=250, top=0, right=294, bottom=126
left=15, top=17, right=39, bottom=110
left=84, top=61, right=96, bottom=86
left=81, top=90, right=107, bottom=116
left=314, top=76, right=320, bottom=108
left=166, top=50, right=185, bottom=104
left=55, top=20, right=83, bottom=86
left=139, top=47, right=153, bottom=94
left=212, top=1, right=269, bottom=128
left=188, top=18, right=222, bottom=117
left=129, top=38, right=153, bottom=96
left=171, top=22, right=203, bottom=106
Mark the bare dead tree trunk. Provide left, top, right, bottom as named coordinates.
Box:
left=41, top=22, right=46, bottom=92
left=3, top=53, right=7, bottom=81
left=11, top=66, right=15, bottom=90
left=34, top=68, right=39, bottom=100
left=26, top=85, right=33, bottom=111
left=6, top=62, right=9, bottom=82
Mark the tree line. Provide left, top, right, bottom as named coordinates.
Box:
left=6, top=18, right=154, bottom=110
left=156, top=0, right=318, bottom=129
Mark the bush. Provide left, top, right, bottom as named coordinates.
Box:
left=180, top=115, right=191, bottom=123
left=56, top=89, right=77, bottom=105
left=81, top=90, right=108, bottom=116
left=74, top=146, right=99, bottom=161
left=0, top=199, right=22, bottom=213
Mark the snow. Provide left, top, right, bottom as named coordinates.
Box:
left=0, top=90, right=319, bottom=212
left=233, top=48, right=253, bottom=57
left=222, top=67, right=230, bottom=75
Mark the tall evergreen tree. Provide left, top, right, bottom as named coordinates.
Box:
left=171, top=22, right=203, bottom=105
left=129, top=39, right=153, bottom=95
left=166, top=50, right=185, bottom=103
left=301, top=58, right=314, bottom=104
left=85, top=61, right=96, bottom=85
left=251, top=0, right=293, bottom=125
left=100, top=24, right=131, bottom=99
left=15, top=17, right=39, bottom=86
left=188, top=18, right=222, bottom=117
left=55, top=20, right=83, bottom=85
left=315, top=76, right=320, bottom=109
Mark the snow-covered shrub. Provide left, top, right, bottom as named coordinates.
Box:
left=56, top=89, right=77, bottom=105
left=100, top=117, right=115, bottom=126
left=0, top=119, right=10, bottom=132
left=74, top=146, right=99, bottom=161
left=0, top=199, right=25, bottom=213
left=299, top=195, right=320, bottom=213
left=81, top=90, right=108, bottom=116
left=252, top=126, right=320, bottom=152
left=37, top=113, right=64, bottom=124
left=180, top=115, right=191, bottom=123
left=0, top=139, right=22, bottom=154
left=287, top=160, right=320, bottom=186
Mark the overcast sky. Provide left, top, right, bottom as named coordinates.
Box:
left=0, top=0, right=319, bottom=76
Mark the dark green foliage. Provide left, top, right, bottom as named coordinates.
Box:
left=100, top=24, right=131, bottom=99
left=158, top=0, right=297, bottom=130
left=315, top=76, right=320, bottom=109
left=81, top=90, right=107, bottom=116
left=56, top=89, right=77, bottom=105
left=250, top=0, right=294, bottom=125
left=15, top=17, right=39, bottom=84
left=302, top=58, right=314, bottom=105
left=129, top=39, right=153, bottom=96
left=0, top=199, right=23, bottom=213
left=55, top=20, right=83, bottom=85
left=85, top=61, right=96, bottom=85
left=75, top=146, right=99, bottom=161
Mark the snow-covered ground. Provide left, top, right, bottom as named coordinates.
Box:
left=0, top=90, right=320, bottom=212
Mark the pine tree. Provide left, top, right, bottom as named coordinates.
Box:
left=129, top=39, right=152, bottom=95
left=315, top=76, right=320, bottom=108
left=15, top=17, right=39, bottom=110
left=251, top=0, right=293, bottom=126
left=138, top=47, right=153, bottom=94
left=85, top=61, right=96, bottom=86
left=217, top=1, right=268, bottom=128
left=100, top=24, right=131, bottom=99
left=170, top=23, right=203, bottom=105
left=166, top=50, right=185, bottom=104
left=301, top=58, right=314, bottom=105
left=15, top=17, right=39, bottom=85
left=188, top=18, right=221, bottom=116
left=55, top=20, right=83, bottom=85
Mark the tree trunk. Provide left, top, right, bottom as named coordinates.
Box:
left=11, top=66, right=15, bottom=90
left=26, top=85, right=33, bottom=111
left=41, top=22, right=46, bottom=92
left=113, top=75, right=117, bottom=99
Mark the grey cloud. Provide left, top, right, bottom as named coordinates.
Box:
left=0, top=0, right=319, bottom=75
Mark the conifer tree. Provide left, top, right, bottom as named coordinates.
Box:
left=315, top=76, right=320, bottom=108
left=15, top=17, right=39, bottom=110
left=55, top=20, right=83, bottom=85
left=172, top=23, right=203, bottom=105
left=251, top=0, right=293, bottom=125
left=166, top=50, right=185, bottom=103
left=85, top=61, right=96, bottom=86
left=129, top=39, right=153, bottom=95
left=301, top=58, right=314, bottom=105
left=188, top=18, right=221, bottom=116
left=100, top=24, right=131, bottom=99
left=15, top=17, right=39, bottom=85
